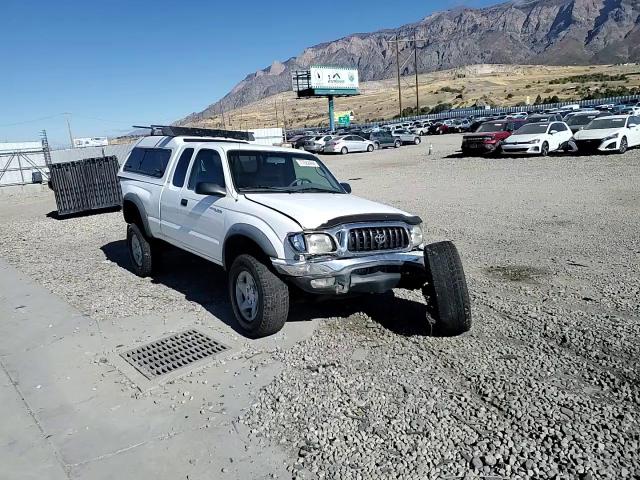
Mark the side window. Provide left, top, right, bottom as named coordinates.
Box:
left=353, top=136, right=364, bottom=141
left=172, top=148, right=194, bottom=187
left=188, top=149, right=225, bottom=191
left=123, top=148, right=171, bottom=178
left=344, top=136, right=354, bottom=141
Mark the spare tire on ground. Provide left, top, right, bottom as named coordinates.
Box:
left=422, top=241, right=472, bottom=336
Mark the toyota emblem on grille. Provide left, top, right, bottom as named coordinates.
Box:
left=374, top=232, right=386, bottom=244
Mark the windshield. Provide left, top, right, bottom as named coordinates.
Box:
left=514, top=123, right=549, bottom=135
left=566, top=114, right=600, bottom=126
left=477, top=122, right=506, bottom=133
left=228, top=150, right=344, bottom=194
left=585, top=118, right=627, bottom=130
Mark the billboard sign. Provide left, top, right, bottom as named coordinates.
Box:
left=310, top=66, right=359, bottom=90
left=73, top=137, right=109, bottom=148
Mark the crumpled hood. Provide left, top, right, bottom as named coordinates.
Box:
left=244, top=193, right=413, bottom=229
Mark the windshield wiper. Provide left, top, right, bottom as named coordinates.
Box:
left=294, top=186, right=340, bottom=193
left=240, top=185, right=293, bottom=192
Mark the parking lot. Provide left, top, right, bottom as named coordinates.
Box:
left=1, top=133, right=639, bottom=479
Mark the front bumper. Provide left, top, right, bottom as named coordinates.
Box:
left=502, top=144, right=541, bottom=154
left=462, top=142, right=498, bottom=154
left=271, top=250, right=426, bottom=294
left=575, top=139, right=618, bottom=152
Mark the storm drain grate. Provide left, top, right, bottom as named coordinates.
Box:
left=120, top=329, right=229, bottom=380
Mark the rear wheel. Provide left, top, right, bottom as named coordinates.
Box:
left=127, top=224, right=154, bottom=277
left=367, top=144, right=374, bottom=152
left=541, top=141, right=549, bottom=157
left=229, top=254, right=289, bottom=338
left=414, top=137, right=421, bottom=145
left=374, top=141, right=380, bottom=150
left=394, top=140, right=401, bottom=148
left=422, top=241, right=471, bottom=336
left=618, top=136, right=628, bottom=154
left=341, top=147, right=348, bottom=155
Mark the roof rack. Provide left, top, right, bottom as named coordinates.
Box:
left=133, top=125, right=254, bottom=142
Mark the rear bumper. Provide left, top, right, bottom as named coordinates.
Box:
left=271, top=251, right=425, bottom=294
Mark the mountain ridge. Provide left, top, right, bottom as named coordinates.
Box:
left=179, top=0, right=640, bottom=125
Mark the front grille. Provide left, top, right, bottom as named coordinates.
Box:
left=347, top=226, right=409, bottom=252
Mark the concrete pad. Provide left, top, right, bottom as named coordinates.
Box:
left=0, top=366, right=69, bottom=480
left=0, top=258, right=313, bottom=477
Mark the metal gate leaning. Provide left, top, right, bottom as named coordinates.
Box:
left=49, top=156, right=122, bottom=216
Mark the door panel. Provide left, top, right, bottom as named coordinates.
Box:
left=160, top=148, right=194, bottom=246
left=180, top=148, right=228, bottom=262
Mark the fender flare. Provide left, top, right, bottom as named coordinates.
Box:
left=122, top=193, right=152, bottom=238
left=223, top=223, right=279, bottom=269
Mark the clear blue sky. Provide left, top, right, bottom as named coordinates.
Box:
left=1, top=0, right=494, bottom=148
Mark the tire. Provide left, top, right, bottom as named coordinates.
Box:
left=394, top=140, right=401, bottom=148
left=618, top=136, right=628, bottom=154
left=127, top=223, right=153, bottom=277
left=541, top=141, right=549, bottom=157
left=422, top=241, right=471, bottom=336
left=367, top=144, right=374, bottom=152
left=341, top=147, right=348, bottom=155
left=229, top=254, right=289, bottom=338
left=374, top=142, right=380, bottom=150
left=414, top=137, right=421, bottom=145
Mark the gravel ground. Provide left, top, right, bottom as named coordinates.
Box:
left=1, top=135, right=639, bottom=479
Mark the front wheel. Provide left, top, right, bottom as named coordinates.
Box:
left=422, top=241, right=471, bottom=336
left=541, top=141, right=549, bottom=157
left=394, top=140, right=401, bottom=148
left=618, top=136, right=628, bottom=154
left=374, top=142, right=380, bottom=150
left=229, top=254, right=289, bottom=338
left=341, top=147, right=348, bottom=155
left=414, top=137, right=421, bottom=145
left=367, top=144, right=374, bottom=152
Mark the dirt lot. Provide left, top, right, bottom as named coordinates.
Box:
left=1, top=134, right=639, bottom=479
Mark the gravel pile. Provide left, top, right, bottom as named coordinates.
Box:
left=0, top=141, right=638, bottom=478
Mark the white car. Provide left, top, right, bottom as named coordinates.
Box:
left=501, top=121, right=573, bottom=156
left=118, top=125, right=471, bottom=338
left=574, top=115, right=640, bottom=154
left=324, top=135, right=375, bottom=154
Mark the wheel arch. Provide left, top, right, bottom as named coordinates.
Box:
left=122, top=194, right=152, bottom=237
left=223, top=224, right=278, bottom=271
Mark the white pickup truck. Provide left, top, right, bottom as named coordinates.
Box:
left=118, top=126, right=471, bottom=338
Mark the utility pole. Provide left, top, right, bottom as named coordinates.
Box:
left=414, top=32, right=419, bottom=114
left=281, top=99, right=288, bottom=142
left=65, top=113, right=74, bottom=148
left=395, top=34, right=402, bottom=117
left=275, top=99, right=279, bottom=129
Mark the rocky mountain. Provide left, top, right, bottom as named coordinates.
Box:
left=180, top=0, right=640, bottom=124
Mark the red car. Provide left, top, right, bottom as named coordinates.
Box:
left=461, top=119, right=527, bottom=155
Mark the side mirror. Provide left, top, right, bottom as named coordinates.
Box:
left=195, top=182, right=226, bottom=196
left=340, top=182, right=352, bottom=194
left=629, top=123, right=638, bottom=128
left=550, top=130, right=558, bottom=135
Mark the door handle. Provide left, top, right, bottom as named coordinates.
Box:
left=180, top=199, right=188, bottom=207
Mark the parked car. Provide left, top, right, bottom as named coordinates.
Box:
left=290, top=135, right=313, bottom=149
left=118, top=125, right=471, bottom=338
left=564, top=112, right=607, bottom=134
left=501, top=121, right=574, bottom=156
left=452, top=119, right=472, bottom=132
left=365, top=131, right=402, bottom=149
left=410, top=122, right=431, bottom=135
left=392, top=129, right=422, bottom=145
left=526, top=114, right=564, bottom=124
left=324, top=135, right=376, bottom=154
left=428, top=121, right=450, bottom=135
left=461, top=119, right=527, bottom=155
left=303, top=135, right=334, bottom=153
left=574, top=115, right=640, bottom=154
